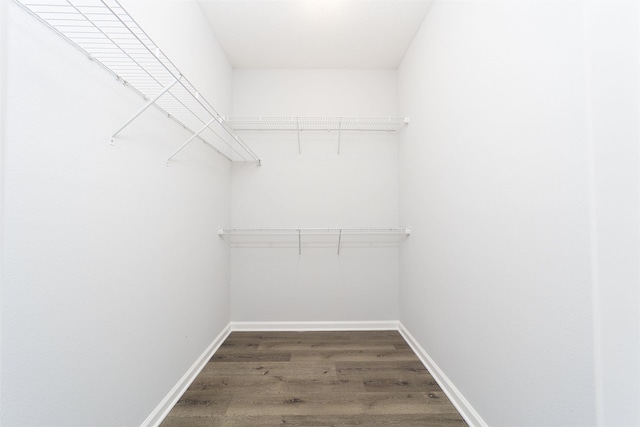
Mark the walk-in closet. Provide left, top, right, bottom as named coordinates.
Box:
left=2, top=0, right=639, bottom=426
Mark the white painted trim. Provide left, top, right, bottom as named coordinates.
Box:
left=141, top=323, right=232, bottom=427
left=229, top=320, right=400, bottom=331
left=398, top=322, right=488, bottom=427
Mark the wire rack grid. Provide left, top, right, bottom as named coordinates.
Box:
left=14, top=0, right=261, bottom=164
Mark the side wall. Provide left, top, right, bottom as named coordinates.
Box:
left=586, top=1, right=640, bottom=424
left=398, top=1, right=618, bottom=426
left=230, top=70, right=400, bottom=322
left=1, top=2, right=233, bottom=425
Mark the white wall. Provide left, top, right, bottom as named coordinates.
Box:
left=397, top=1, right=620, bottom=425
left=230, top=70, right=400, bottom=322
left=0, top=0, right=7, bottom=416
left=585, top=1, right=640, bottom=425
left=1, top=2, right=232, bottom=425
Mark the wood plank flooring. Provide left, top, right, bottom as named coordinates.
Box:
left=160, top=331, right=467, bottom=426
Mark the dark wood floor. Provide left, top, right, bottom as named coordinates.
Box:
left=160, top=331, right=467, bottom=426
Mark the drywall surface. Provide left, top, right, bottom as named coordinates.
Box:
left=398, top=1, right=598, bottom=425
left=0, top=0, right=6, bottom=416
left=585, top=1, right=640, bottom=425
left=1, top=2, right=232, bottom=426
left=230, top=70, right=400, bottom=322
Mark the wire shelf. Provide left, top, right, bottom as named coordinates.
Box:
left=15, top=0, right=260, bottom=164
left=225, top=116, right=410, bottom=132
left=218, top=227, right=411, bottom=253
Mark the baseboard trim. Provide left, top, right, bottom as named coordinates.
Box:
left=229, top=320, right=400, bottom=331
left=140, top=323, right=232, bottom=427
left=398, top=322, right=488, bottom=427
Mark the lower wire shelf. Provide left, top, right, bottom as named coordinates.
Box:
left=218, top=227, right=411, bottom=254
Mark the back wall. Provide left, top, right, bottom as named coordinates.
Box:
left=229, top=70, right=401, bottom=322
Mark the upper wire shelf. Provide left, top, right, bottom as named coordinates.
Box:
left=225, top=116, right=410, bottom=132
left=15, top=0, right=261, bottom=164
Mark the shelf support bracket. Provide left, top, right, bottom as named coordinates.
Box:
left=166, top=117, right=216, bottom=164
left=337, top=229, right=342, bottom=255
left=337, top=119, right=342, bottom=155
left=110, top=76, right=181, bottom=144
left=296, top=118, right=301, bottom=155
left=298, top=229, right=302, bottom=255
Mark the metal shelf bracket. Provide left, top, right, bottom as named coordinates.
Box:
left=337, top=119, right=342, bottom=155
left=166, top=117, right=217, bottom=164
left=111, top=76, right=181, bottom=145
left=296, top=118, right=301, bottom=155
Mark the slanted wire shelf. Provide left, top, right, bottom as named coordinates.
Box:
left=218, top=227, right=411, bottom=254
left=15, top=0, right=260, bottom=164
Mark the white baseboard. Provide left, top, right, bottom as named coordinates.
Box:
left=229, top=320, right=400, bottom=331
left=140, top=323, right=232, bottom=427
left=398, top=322, right=488, bottom=427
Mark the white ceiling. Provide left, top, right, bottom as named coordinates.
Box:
left=197, top=0, right=433, bottom=69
